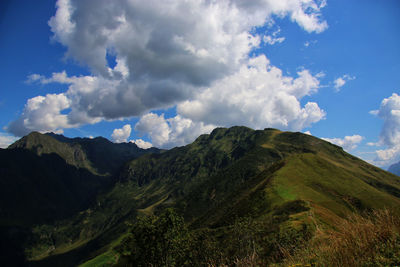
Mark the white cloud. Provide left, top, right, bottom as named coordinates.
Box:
left=133, top=55, right=326, bottom=148
left=367, top=142, right=378, bottom=146
left=0, top=133, right=18, bottom=148
left=135, top=113, right=214, bottom=148
left=322, top=135, right=364, bottom=151
left=333, top=74, right=356, bottom=91
left=263, top=35, right=285, bottom=45
left=131, top=139, right=153, bottom=149
left=9, top=0, right=328, bottom=138
left=134, top=113, right=171, bottom=147
left=275, top=0, right=328, bottom=33
left=370, top=93, right=400, bottom=166
left=7, top=94, right=73, bottom=136
left=304, top=40, right=317, bottom=47
left=111, top=124, right=131, bottom=143
left=178, top=55, right=325, bottom=131
left=263, top=27, right=285, bottom=45
left=304, top=130, right=312, bottom=135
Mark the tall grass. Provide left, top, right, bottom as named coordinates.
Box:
left=282, top=209, right=400, bottom=267
left=207, top=209, right=400, bottom=266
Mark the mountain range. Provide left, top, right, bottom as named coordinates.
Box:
left=1, top=126, right=400, bottom=266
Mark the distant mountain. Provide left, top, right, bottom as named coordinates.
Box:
left=3, top=127, right=400, bottom=266
left=389, top=161, right=400, bottom=176
left=9, top=132, right=161, bottom=175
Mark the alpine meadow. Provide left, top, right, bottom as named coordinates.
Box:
left=1, top=0, right=400, bottom=266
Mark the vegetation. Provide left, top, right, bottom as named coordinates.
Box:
left=2, top=126, right=400, bottom=266
left=278, top=209, right=400, bottom=266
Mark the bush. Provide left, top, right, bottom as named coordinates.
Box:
left=117, top=209, right=191, bottom=266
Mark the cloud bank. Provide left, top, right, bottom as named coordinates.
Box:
left=370, top=93, right=400, bottom=166
left=8, top=0, right=328, bottom=148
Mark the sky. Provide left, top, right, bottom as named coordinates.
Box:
left=0, top=0, right=399, bottom=168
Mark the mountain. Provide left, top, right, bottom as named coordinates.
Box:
left=1, top=132, right=160, bottom=265
left=0, top=148, right=111, bottom=266
left=389, top=161, right=400, bottom=176
left=2, top=131, right=161, bottom=226
left=118, top=127, right=400, bottom=226
left=3, top=127, right=400, bottom=266
left=9, top=132, right=161, bottom=175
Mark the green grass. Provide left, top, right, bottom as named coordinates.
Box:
left=78, top=250, right=118, bottom=267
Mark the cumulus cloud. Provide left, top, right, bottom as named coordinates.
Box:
left=0, top=133, right=18, bottom=148
left=111, top=124, right=131, bottom=143
left=370, top=93, right=400, bottom=166
left=177, top=55, right=325, bottom=131
left=8, top=0, right=328, bottom=140
left=131, top=139, right=153, bottom=149
left=333, top=74, right=356, bottom=91
left=135, top=113, right=214, bottom=148
left=7, top=93, right=73, bottom=136
left=322, top=135, right=364, bottom=151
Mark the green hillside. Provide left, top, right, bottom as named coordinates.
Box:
left=120, top=127, right=400, bottom=226
left=3, top=127, right=400, bottom=266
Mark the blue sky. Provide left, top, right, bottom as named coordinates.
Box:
left=0, top=0, right=399, bottom=168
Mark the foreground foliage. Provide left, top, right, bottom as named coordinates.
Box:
left=115, top=209, right=400, bottom=267
left=116, top=208, right=312, bottom=266
left=281, top=209, right=400, bottom=267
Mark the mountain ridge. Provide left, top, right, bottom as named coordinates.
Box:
left=9, top=131, right=161, bottom=175
left=2, top=126, right=400, bottom=265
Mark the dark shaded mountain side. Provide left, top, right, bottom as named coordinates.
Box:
left=0, top=149, right=110, bottom=226
left=0, top=148, right=112, bottom=266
